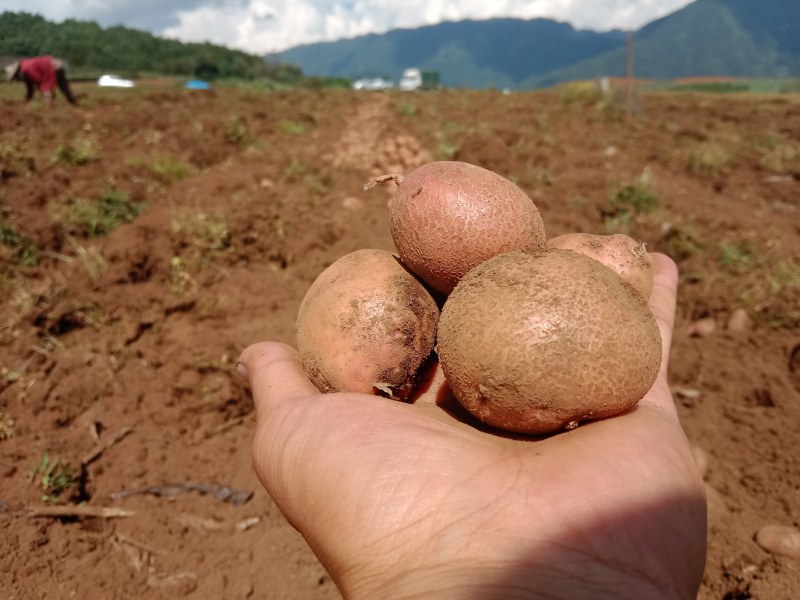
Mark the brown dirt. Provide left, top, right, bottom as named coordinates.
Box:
left=1, top=84, right=798, bottom=599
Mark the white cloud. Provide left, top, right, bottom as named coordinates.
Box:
left=3, top=0, right=696, bottom=54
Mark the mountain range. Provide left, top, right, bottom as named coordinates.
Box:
left=271, top=0, right=800, bottom=89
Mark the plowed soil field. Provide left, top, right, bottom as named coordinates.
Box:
left=1, top=84, right=799, bottom=599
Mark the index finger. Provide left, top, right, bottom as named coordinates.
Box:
left=648, top=252, right=678, bottom=379
left=238, top=342, right=318, bottom=419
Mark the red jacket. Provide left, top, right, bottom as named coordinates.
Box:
left=19, top=56, right=58, bottom=92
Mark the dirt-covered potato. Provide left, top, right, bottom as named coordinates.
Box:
left=366, top=161, right=546, bottom=294
left=547, top=232, right=654, bottom=298
left=296, top=249, right=439, bottom=399
left=437, top=250, right=662, bottom=434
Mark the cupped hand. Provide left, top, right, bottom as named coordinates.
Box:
left=239, top=253, right=706, bottom=600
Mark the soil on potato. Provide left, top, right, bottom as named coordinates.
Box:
left=1, top=82, right=799, bottom=599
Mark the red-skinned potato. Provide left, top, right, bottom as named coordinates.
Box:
left=365, top=161, right=546, bottom=294
left=437, top=250, right=661, bottom=434
left=296, top=249, right=439, bottom=400
left=547, top=233, right=654, bottom=298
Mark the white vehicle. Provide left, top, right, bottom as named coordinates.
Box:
left=97, top=74, right=135, bottom=88
left=352, top=77, right=393, bottom=91
left=399, top=68, right=423, bottom=91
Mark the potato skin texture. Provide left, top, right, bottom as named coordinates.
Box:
left=547, top=232, right=654, bottom=298
left=390, top=161, right=546, bottom=295
left=296, top=249, right=439, bottom=399
left=437, top=250, right=662, bottom=434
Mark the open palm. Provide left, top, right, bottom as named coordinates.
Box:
left=241, top=253, right=706, bottom=600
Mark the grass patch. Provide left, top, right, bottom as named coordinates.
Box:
left=31, top=452, right=76, bottom=503
left=0, top=222, right=39, bottom=266
left=149, top=153, right=194, bottom=183
left=436, top=139, right=460, bottom=160
left=603, top=173, right=659, bottom=234
left=719, top=242, right=759, bottom=273
left=689, top=142, right=734, bottom=175
left=398, top=100, right=417, bottom=116
left=280, top=120, right=308, bottom=135
left=55, top=138, right=100, bottom=165
left=225, top=116, right=254, bottom=144
left=60, top=188, right=146, bottom=238
left=170, top=209, right=231, bottom=253
left=0, top=143, right=36, bottom=178
left=758, top=134, right=799, bottom=173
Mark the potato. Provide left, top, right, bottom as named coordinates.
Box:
left=437, top=250, right=662, bottom=434
left=366, top=161, right=546, bottom=294
left=296, top=249, right=439, bottom=399
left=547, top=233, right=654, bottom=298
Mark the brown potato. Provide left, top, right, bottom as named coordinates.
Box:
left=296, top=249, right=439, bottom=399
left=437, top=250, right=662, bottom=434
left=547, top=232, right=654, bottom=298
left=366, top=161, right=546, bottom=294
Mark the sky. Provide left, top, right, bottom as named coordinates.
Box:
left=2, top=0, right=696, bottom=54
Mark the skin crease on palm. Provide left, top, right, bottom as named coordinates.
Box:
left=238, top=253, right=708, bottom=600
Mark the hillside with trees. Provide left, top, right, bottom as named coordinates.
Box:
left=273, top=0, right=800, bottom=89
left=528, top=0, right=800, bottom=87
left=0, top=11, right=273, bottom=80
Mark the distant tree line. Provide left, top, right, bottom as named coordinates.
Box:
left=0, top=11, right=299, bottom=80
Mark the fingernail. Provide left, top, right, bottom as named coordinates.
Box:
left=234, top=361, right=249, bottom=380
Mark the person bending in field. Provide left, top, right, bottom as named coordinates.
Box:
left=5, top=56, right=78, bottom=105
left=238, top=253, right=707, bottom=600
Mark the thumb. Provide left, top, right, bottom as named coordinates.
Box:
left=237, top=341, right=318, bottom=420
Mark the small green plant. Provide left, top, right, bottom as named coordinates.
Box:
left=280, top=120, right=307, bottom=135
left=31, top=452, right=76, bottom=503
left=689, top=142, right=734, bottom=175
left=283, top=157, right=307, bottom=180
left=225, top=116, right=253, bottom=144
left=398, top=101, right=417, bottom=116
left=603, top=173, right=659, bottom=234
left=56, top=138, right=99, bottom=165
left=719, top=242, right=758, bottom=273
left=436, top=140, right=460, bottom=160
left=169, top=256, right=197, bottom=297
left=0, top=143, right=35, bottom=177
left=611, top=180, right=660, bottom=214
left=0, top=222, right=39, bottom=266
left=740, top=258, right=800, bottom=328
left=170, top=209, right=231, bottom=252
left=664, top=226, right=705, bottom=262
left=758, top=135, right=799, bottom=173
left=62, top=188, right=146, bottom=237
left=149, top=153, right=194, bottom=183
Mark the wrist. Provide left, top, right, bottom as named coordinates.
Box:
left=343, top=556, right=675, bottom=600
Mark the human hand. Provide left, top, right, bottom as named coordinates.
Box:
left=239, top=253, right=706, bottom=600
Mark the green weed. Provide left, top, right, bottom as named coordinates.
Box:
left=398, top=101, right=417, bottom=116
left=226, top=116, right=253, bottom=144
left=603, top=175, right=659, bottom=233
left=56, top=138, right=100, bottom=165
left=170, top=209, right=231, bottom=252
left=0, top=222, right=39, bottom=266
left=280, top=120, right=307, bottom=135
left=149, top=153, right=194, bottom=183
left=61, top=189, right=146, bottom=238
left=31, top=452, right=76, bottom=503
left=0, top=143, right=35, bottom=177
left=436, top=140, right=460, bottom=160
left=718, top=242, right=758, bottom=273
left=689, top=142, right=734, bottom=175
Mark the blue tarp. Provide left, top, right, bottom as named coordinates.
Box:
left=184, top=80, right=211, bottom=90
